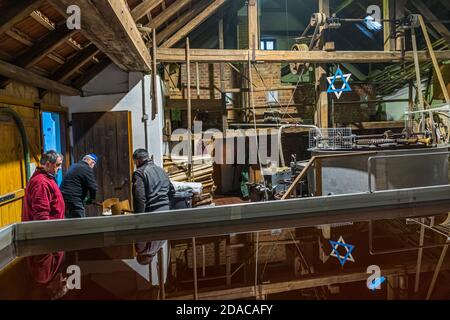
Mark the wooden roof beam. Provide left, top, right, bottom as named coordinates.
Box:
left=0, top=59, right=80, bottom=95
left=156, top=0, right=210, bottom=46
left=146, top=0, right=191, bottom=30
left=13, top=23, right=76, bottom=69
left=156, top=48, right=450, bottom=63
left=49, top=0, right=151, bottom=72
left=50, top=44, right=100, bottom=82
left=72, top=58, right=111, bottom=89
left=410, top=0, right=450, bottom=44
left=161, top=0, right=229, bottom=48
left=132, top=0, right=164, bottom=22
left=0, top=0, right=44, bottom=36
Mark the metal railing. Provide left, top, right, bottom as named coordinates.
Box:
left=367, top=151, right=450, bottom=193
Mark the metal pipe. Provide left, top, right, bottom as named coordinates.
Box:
left=368, top=152, right=450, bottom=193
left=426, top=243, right=449, bottom=299
left=414, top=218, right=425, bottom=293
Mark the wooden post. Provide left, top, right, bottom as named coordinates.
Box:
left=219, top=17, right=228, bottom=132
left=387, top=275, right=398, bottom=300
left=315, top=159, right=322, bottom=196
left=192, top=237, right=198, bottom=300
left=186, top=38, right=193, bottom=181
left=152, top=29, right=158, bottom=120
left=383, top=0, right=392, bottom=51
left=157, top=249, right=165, bottom=300
left=248, top=0, right=259, bottom=51
left=316, top=0, right=329, bottom=128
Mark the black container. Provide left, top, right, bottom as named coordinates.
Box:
left=170, top=191, right=193, bottom=209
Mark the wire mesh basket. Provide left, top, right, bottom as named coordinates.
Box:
left=309, top=128, right=354, bottom=150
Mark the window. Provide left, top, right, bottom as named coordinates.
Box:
left=260, top=39, right=276, bottom=50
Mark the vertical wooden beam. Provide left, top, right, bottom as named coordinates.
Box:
left=418, top=15, right=450, bottom=104
left=152, top=29, right=158, bottom=120
left=248, top=0, right=259, bottom=51
left=316, top=0, right=329, bottom=128
left=383, top=0, right=392, bottom=51
left=192, top=237, right=198, bottom=300
left=219, top=17, right=228, bottom=132
left=186, top=38, right=193, bottom=181
left=157, top=248, right=165, bottom=300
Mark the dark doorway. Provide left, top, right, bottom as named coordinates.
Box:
left=72, top=111, right=132, bottom=216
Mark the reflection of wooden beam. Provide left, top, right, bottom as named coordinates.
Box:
left=0, top=0, right=44, bottom=36
left=49, top=0, right=151, bottom=72
left=169, top=261, right=450, bottom=300
left=132, top=0, right=164, bottom=22
left=157, top=48, right=450, bottom=63
left=0, top=59, right=80, bottom=95
left=161, top=0, right=228, bottom=48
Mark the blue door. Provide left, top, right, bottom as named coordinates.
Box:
left=41, top=112, right=63, bottom=185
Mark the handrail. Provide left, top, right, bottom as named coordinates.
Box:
left=281, top=151, right=377, bottom=200
left=367, top=151, right=450, bottom=193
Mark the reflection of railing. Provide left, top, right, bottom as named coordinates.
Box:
left=367, top=151, right=450, bottom=193
left=281, top=151, right=377, bottom=200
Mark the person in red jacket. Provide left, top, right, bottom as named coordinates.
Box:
left=22, top=150, right=65, bottom=221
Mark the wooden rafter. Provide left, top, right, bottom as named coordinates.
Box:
left=50, top=44, right=100, bottom=82
left=132, top=0, right=165, bottom=22
left=0, top=0, right=44, bottom=36
left=156, top=0, right=211, bottom=45
left=146, top=0, right=191, bottom=30
left=0, top=59, right=80, bottom=95
left=12, top=23, right=75, bottom=69
left=161, top=0, right=229, bottom=48
left=411, top=0, right=450, bottom=44
left=156, top=48, right=450, bottom=62
left=49, top=0, right=151, bottom=72
left=72, top=57, right=111, bottom=89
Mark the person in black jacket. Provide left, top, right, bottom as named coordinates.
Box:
left=132, top=149, right=174, bottom=265
left=61, top=154, right=98, bottom=218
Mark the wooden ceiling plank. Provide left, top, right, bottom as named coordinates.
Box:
left=161, top=0, right=229, bottom=48
left=13, top=23, right=76, bottom=69
left=0, top=0, right=45, bottom=36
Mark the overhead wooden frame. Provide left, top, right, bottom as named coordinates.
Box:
left=161, top=0, right=229, bottom=48
left=156, top=48, right=450, bottom=63
left=49, top=0, right=151, bottom=72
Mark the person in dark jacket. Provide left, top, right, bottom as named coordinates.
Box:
left=60, top=154, right=98, bottom=218
left=132, top=149, right=174, bottom=265
left=23, top=150, right=65, bottom=221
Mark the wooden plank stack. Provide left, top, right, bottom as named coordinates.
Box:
left=163, top=155, right=216, bottom=207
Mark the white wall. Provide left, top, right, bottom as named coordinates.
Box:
left=61, top=64, right=165, bottom=166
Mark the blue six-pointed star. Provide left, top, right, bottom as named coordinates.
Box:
left=327, top=67, right=352, bottom=99
left=329, top=236, right=355, bottom=266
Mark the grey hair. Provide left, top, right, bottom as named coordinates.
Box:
left=132, top=148, right=149, bottom=161
left=40, top=150, right=63, bottom=165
